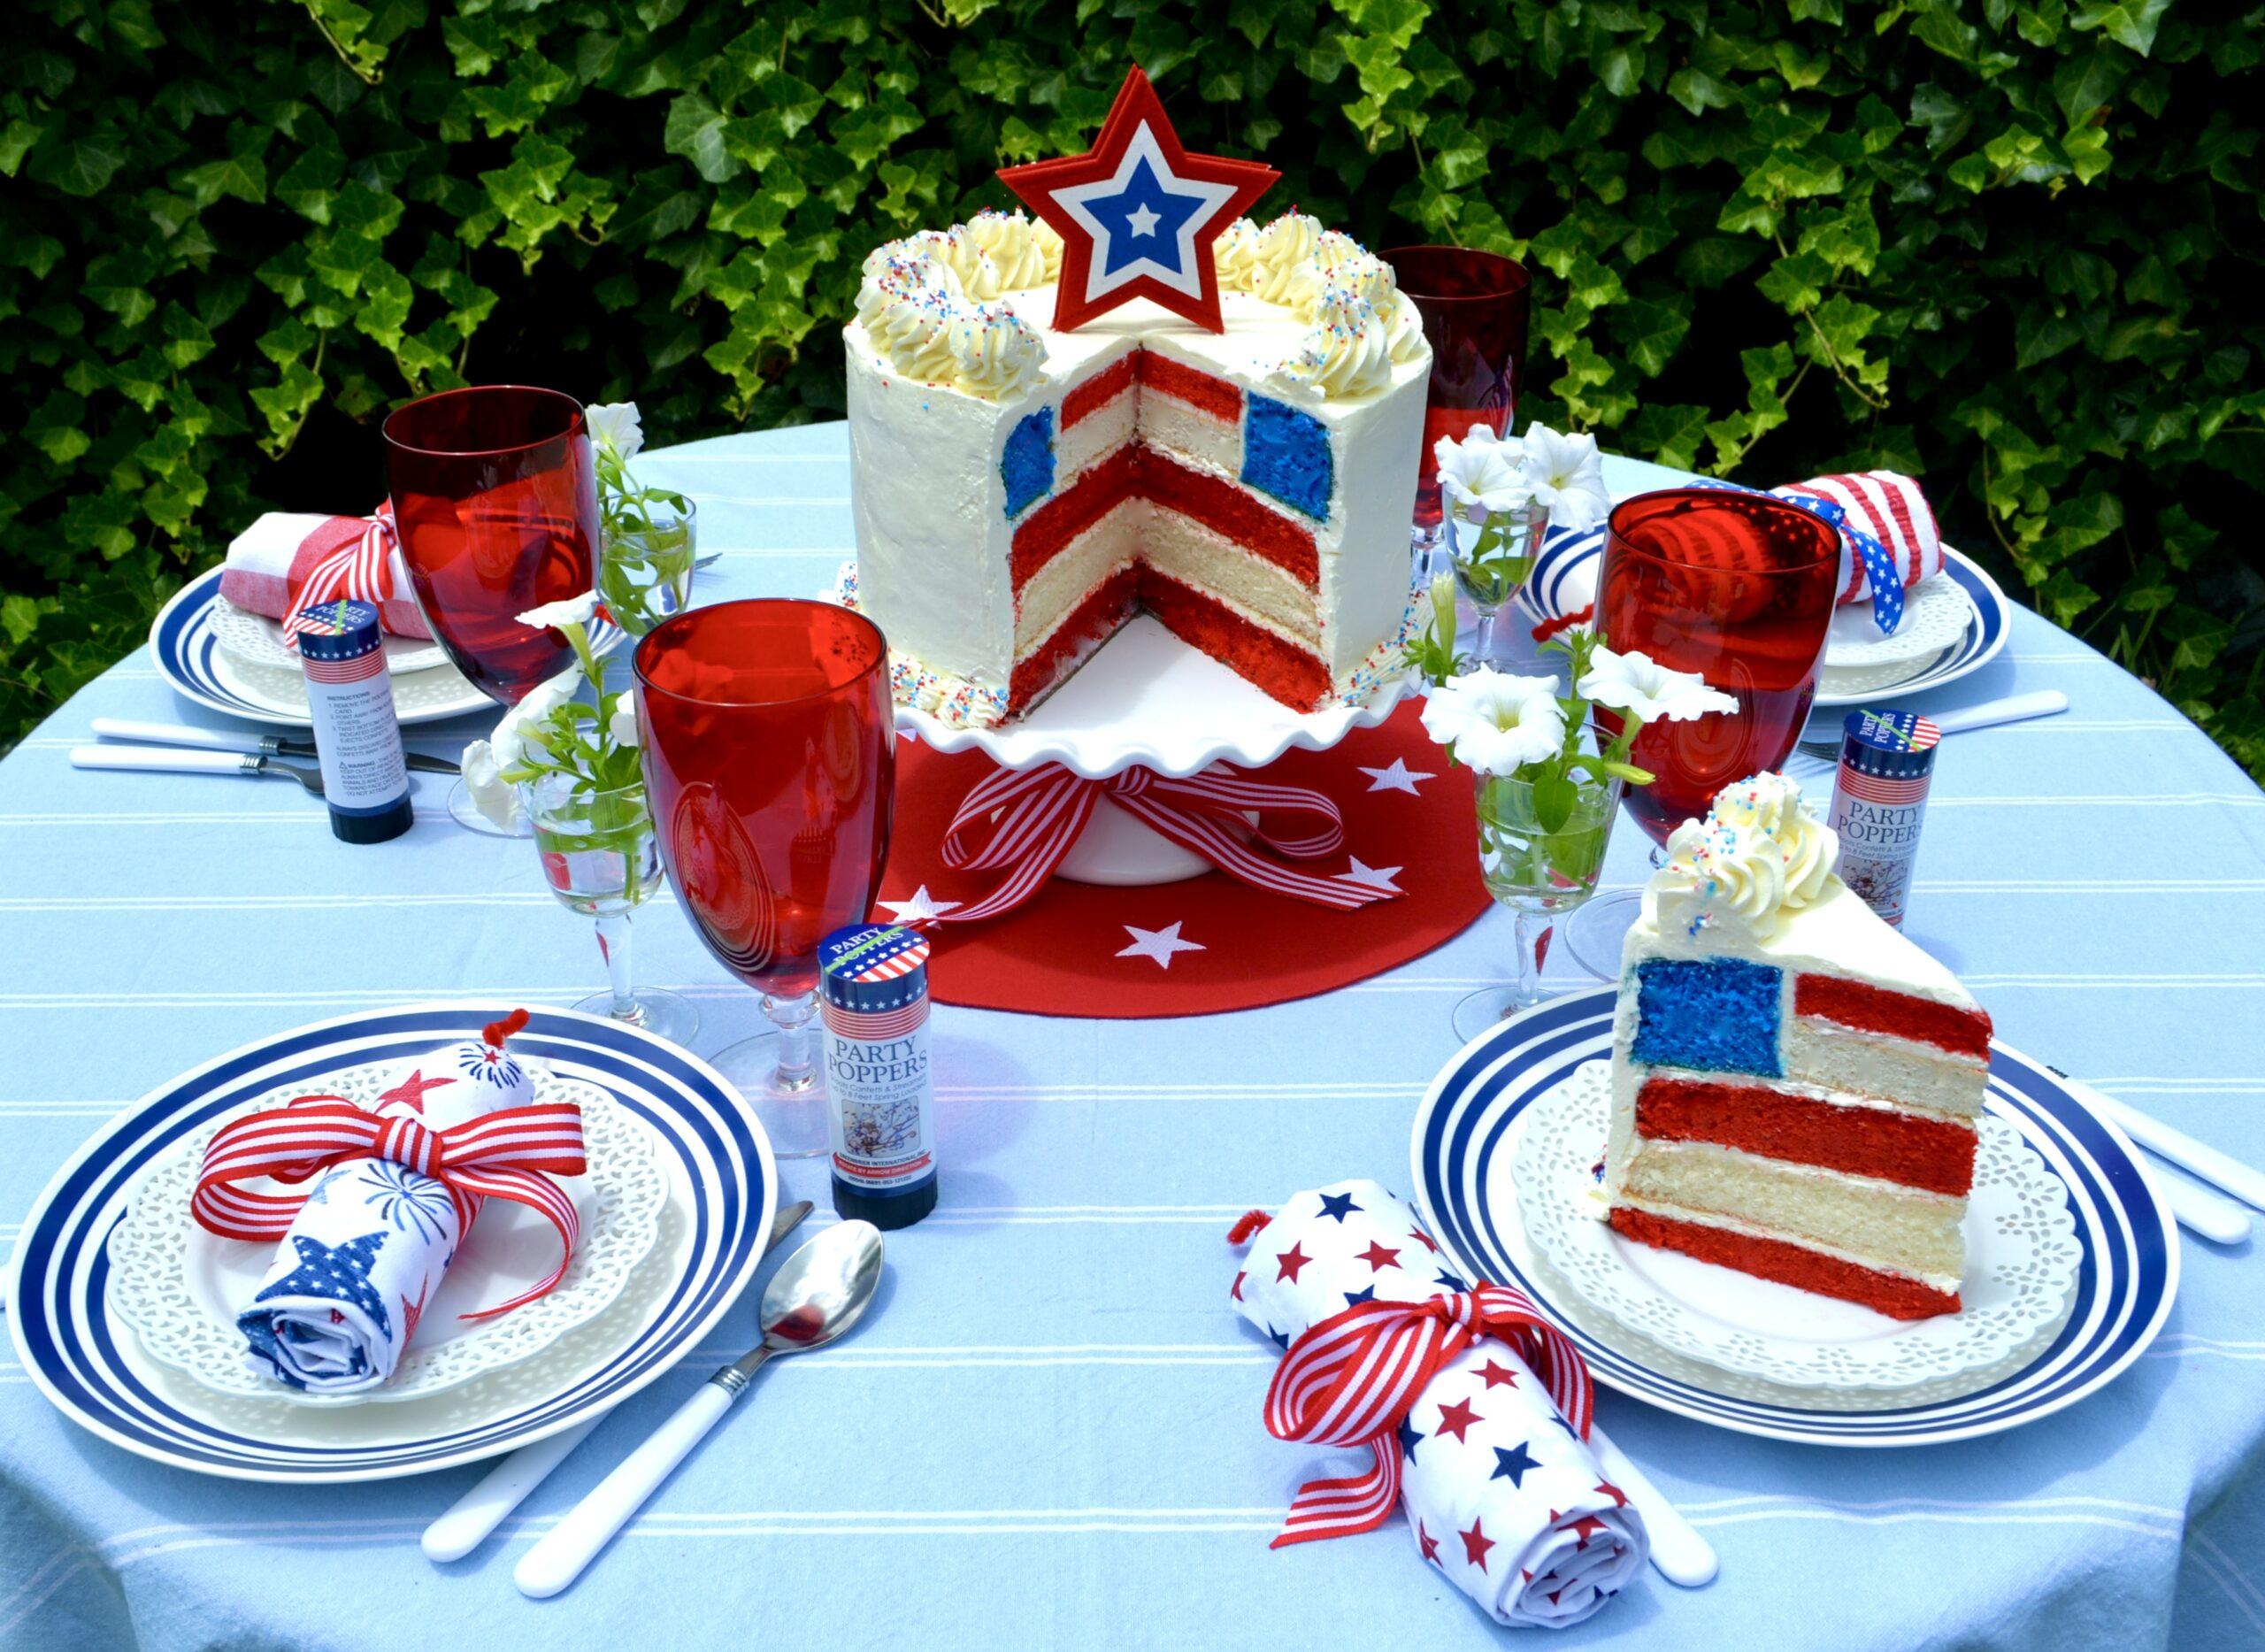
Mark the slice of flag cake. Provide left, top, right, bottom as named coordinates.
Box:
left=1605, top=772, right=1991, bottom=1319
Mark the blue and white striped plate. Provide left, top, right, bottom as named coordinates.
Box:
left=1410, top=987, right=2177, bottom=1447
left=150, top=567, right=626, bottom=728
left=5, top=1004, right=774, bottom=1482
left=1512, top=529, right=2012, bottom=708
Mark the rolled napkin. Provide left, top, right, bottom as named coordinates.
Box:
left=1231, top=1179, right=1646, bottom=1628
left=218, top=508, right=432, bottom=645
left=193, top=1010, right=587, bottom=1393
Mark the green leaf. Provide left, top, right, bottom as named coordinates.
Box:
left=2070, top=0, right=2171, bottom=56
left=27, top=134, right=127, bottom=196
left=664, top=93, right=736, bottom=183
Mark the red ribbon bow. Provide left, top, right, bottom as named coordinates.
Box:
left=192, top=1069, right=587, bottom=1323
left=281, top=504, right=400, bottom=648
left=924, top=761, right=1396, bottom=926
left=1263, top=1286, right=1593, bottom=1548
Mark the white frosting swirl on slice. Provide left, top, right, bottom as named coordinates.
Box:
left=1647, top=771, right=1842, bottom=940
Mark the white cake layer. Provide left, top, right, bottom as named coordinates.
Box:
left=1780, top=1019, right=1987, bottom=1118
left=1142, top=505, right=1321, bottom=649
left=1054, top=378, right=1138, bottom=491
left=1012, top=505, right=1139, bottom=656
left=1610, top=1190, right=1962, bottom=1297
left=845, top=283, right=1427, bottom=713
left=1626, top=1062, right=1984, bottom=1129
left=1615, top=1137, right=1966, bottom=1287
left=1138, top=388, right=1242, bottom=480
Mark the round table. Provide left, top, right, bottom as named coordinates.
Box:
left=3, top=430, right=2261, bottom=1649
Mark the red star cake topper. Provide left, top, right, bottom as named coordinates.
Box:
left=997, top=65, right=1278, bottom=334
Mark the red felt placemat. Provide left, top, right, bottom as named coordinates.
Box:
left=876, top=700, right=1489, bottom=1018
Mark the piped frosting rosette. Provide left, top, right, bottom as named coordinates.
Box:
left=194, top=1010, right=587, bottom=1394
left=1231, top=1179, right=1647, bottom=1627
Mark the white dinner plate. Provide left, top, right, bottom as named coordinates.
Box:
left=6, top=1003, right=774, bottom=1482
left=1410, top=987, right=2177, bottom=1446
left=206, top=592, right=450, bottom=676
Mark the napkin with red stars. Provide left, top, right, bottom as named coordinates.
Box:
left=1232, top=1179, right=1647, bottom=1628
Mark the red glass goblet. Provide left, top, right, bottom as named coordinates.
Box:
left=633, top=599, right=895, bottom=1157
left=386, top=385, right=600, bottom=834
left=1379, top=247, right=1532, bottom=559
left=1560, top=488, right=1840, bottom=976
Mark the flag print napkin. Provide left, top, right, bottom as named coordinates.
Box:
left=234, top=1029, right=541, bottom=1394
left=1232, top=1179, right=1647, bottom=1628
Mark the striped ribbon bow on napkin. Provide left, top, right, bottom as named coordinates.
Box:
left=217, top=506, right=432, bottom=647
left=911, top=762, right=1397, bottom=926
left=1263, top=1284, right=1595, bottom=1546
left=194, top=1080, right=587, bottom=1324
left=1232, top=1181, right=1646, bottom=1628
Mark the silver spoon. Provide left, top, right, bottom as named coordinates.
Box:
left=514, top=1220, right=885, bottom=1598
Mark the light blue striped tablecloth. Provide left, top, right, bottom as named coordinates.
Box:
left=3, top=430, right=2261, bottom=1649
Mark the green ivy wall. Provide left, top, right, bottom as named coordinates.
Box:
left=5, top=0, right=2260, bottom=771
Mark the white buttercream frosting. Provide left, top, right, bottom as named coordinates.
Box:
left=1269, top=284, right=1396, bottom=400
left=854, top=228, right=1046, bottom=402
left=1649, top=772, right=1842, bottom=941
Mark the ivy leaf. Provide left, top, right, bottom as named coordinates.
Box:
left=664, top=93, right=737, bottom=183
left=2070, top=0, right=2171, bottom=57
left=28, top=134, right=127, bottom=197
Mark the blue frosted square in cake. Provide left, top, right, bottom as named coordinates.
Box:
left=1630, top=957, right=1783, bottom=1076
left=1001, top=407, right=1055, bottom=519
left=1240, top=393, right=1332, bottom=520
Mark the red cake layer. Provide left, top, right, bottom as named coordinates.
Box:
left=1136, top=449, right=1318, bottom=586
left=1609, top=1207, right=1960, bottom=1320
left=1008, top=564, right=1140, bottom=711
left=1009, top=447, right=1318, bottom=591
left=1636, top=1077, right=1977, bottom=1196
left=1138, top=568, right=1331, bottom=710
left=1136, top=349, right=1242, bottom=423
left=1062, top=352, right=1137, bottom=430
left=1010, top=446, right=1140, bottom=587
left=1793, top=974, right=1993, bottom=1059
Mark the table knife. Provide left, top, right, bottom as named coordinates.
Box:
left=1589, top=1420, right=1717, bottom=1587
left=419, top=1198, right=816, bottom=1565
left=90, top=716, right=460, bottom=775
left=2053, top=1071, right=2259, bottom=1240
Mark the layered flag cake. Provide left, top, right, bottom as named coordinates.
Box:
left=1606, top=773, right=1992, bottom=1319
left=842, top=209, right=1430, bottom=727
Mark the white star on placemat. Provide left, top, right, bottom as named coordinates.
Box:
left=879, top=885, right=961, bottom=925
left=1336, top=857, right=1403, bottom=894
left=1358, top=757, right=1435, bottom=795
left=1117, top=921, right=1206, bottom=969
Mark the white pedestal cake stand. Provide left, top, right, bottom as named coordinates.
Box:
left=895, top=615, right=1415, bottom=887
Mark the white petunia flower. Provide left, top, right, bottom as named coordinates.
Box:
left=585, top=401, right=643, bottom=462
left=1421, top=667, right=1568, bottom=775
left=1518, top=423, right=1612, bottom=532
left=1434, top=423, right=1532, bottom=526
left=1578, top=644, right=1737, bottom=723
left=517, top=591, right=601, bottom=633
left=607, top=698, right=641, bottom=749
left=504, top=665, right=582, bottom=753
left=460, top=739, right=524, bottom=830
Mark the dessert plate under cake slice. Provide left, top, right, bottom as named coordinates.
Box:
left=1411, top=987, right=2178, bottom=1447
left=1513, top=1061, right=2079, bottom=1391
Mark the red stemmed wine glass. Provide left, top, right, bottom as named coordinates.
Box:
left=1560, top=488, right=1841, bottom=976
left=1379, top=247, right=1531, bottom=561
left=633, top=599, right=895, bottom=1158
left=385, top=385, right=600, bottom=834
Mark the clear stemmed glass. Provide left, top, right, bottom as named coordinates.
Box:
left=525, top=766, right=698, bottom=1045
left=384, top=384, right=600, bottom=837
left=1558, top=488, right=1840, bottom=979
left=599, top=495, right=697, bottom=640
left=1450, top=772, right=1624, bottom=1042
left=1447, top=500, right=1547, bottom=667
left=632, top=599, right=895, bottom=1158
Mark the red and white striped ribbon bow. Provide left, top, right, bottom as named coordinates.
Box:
left=923, top=762, right=1395, bottom=926
left=1262, top=1286, right=1594, bottom=1548
left=192, top=1095, right=587, bottom=1321
left=280, top=504, right=401, bottom=648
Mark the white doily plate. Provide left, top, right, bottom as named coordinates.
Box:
left=1514, top=1063, right=2082, bottom=1392
left=107, top=1059, right=666, bottom=1408
left=897, top=613, right=1414, bottom=780
left=207, top=593, right=449, bottom=676
left=1821, top=571, right=1977, bottom=671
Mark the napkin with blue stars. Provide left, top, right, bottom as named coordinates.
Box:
left=1233, top=1180, right=1647, bottom=1628
left=235, top=1035, right=537, bottom=1394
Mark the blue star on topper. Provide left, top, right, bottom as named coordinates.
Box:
left=997, top=65, right=1277, bottom=334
